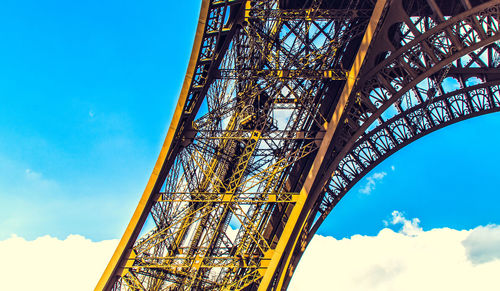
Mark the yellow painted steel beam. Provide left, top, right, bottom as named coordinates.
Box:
left=94, top=1, right=210, bottom=290
left=157, top=194, right=300, bottom=203
left=257, top=0, right=388, bottom=289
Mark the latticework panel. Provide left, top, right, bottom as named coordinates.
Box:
left=107, top=0, right=375, bottom=290
left=98, top=1, right=500, bottom=290
left=280, top=2, right=500, bottom=288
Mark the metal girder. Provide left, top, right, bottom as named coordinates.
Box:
left=96, top=0, right=245, bottom=289
left=99, top=0, right=371, bottom=289
left=278, top=1, right=500, bottom=288
left=257, top=1, right=388, bottom=289
left=98, top=0, right=500, bottom=290
left=321, top=80, right=500, bottom=212
left=247, top=8, right=372, bottom=21
left=318, top=0, right=500, bottom=222
left=217, top=68, right=347, bottom=80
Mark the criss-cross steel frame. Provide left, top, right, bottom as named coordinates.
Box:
left=96, top=0, right=500, bottom=290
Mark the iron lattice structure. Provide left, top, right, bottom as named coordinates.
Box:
left=97, top=0, right=500, bottom=290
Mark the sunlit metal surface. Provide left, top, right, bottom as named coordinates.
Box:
left=97, top=0, right=500, bottom=290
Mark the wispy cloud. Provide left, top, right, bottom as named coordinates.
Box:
left=25, top=168, right=42, bottom=180
left=22, top=168, right=60, bottom=194
left=359, top=171, right=387, bottom=194
left=384, top=210, right=423, bottom=236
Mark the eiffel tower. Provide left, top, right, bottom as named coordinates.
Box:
left=96, top=0, right=500, bottom=289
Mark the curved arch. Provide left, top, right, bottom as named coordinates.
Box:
left=281, top=2, right=500, bottom=289
left=282, top=82, right=500, bottom=291
left=387, top=22, right=406, bottom=49
left=321, top=1, right=500, bottom=218
left=352, top=2, right=500, bottom=131
left=98, top=1, right=500, bottom=290
left=321, top=81, right=500, bottom=221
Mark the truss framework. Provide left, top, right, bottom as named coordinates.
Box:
left=97, top=0, right=500, bottom=290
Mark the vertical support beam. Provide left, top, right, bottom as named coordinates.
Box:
left=426, top=0, right=445, bottom=21
left=257, top=0, right=388, bottom=289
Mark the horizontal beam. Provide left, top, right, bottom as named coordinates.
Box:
left=248, top=9, right=372, bottom=20
left=158, top=192, right=300, bottom=203
left=217, top=69, right=347, bottom=80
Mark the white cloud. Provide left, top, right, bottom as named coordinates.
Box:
left=2, top=214, right=500, bottom=291
left=227, top=226, right=239, bottom=242
left=0, top=234, right=118, bottom=291
left=387, top=210, right=422, bottom=236
left=290, top=213, right=500, bottom=291
left=273, top=108, right=292, bottom=130
left=0, top=228, right=237, bottom=291
left=462, top=224, right=500, bottom=264
left=359, top=171, right=387, bottom=194
left=391, top=165, right=395, bottom=171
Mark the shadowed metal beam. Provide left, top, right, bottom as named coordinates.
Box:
left=257, top=0, right=388, bottom=289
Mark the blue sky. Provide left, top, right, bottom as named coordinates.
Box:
left=1, top=1, right=500, bottom=290
left=0, top=0, right=499, bottom=246
left=320, top=113, right=500, bottom=238
left=0, top=0, right=199, bottom=240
